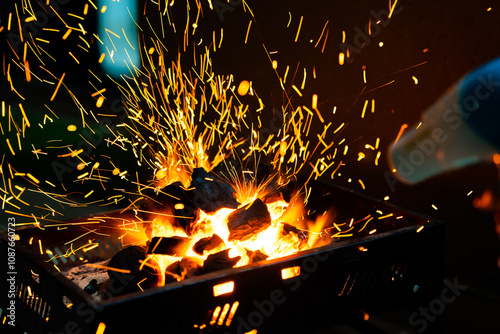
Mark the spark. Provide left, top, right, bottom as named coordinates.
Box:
left=96, top=96, right=105, bottom=108
left=122, top=28, right=136, bottom=50
left=50, top=73, right=66, bottom=101
left=15, top=4, right=23, bottom=43
left=312, top=94, right=318, bottom=110
left=292, top=85, right=302, bottom=97
left=68, top=13, right=85, bottom=20
left=358, top=217, right=373, bottom=232
left=6, top=139, right=15, bottom=155
left=339, top=52, right=345, bottom=65
left=388, top=0, right=399, bottom=18
left=321, top=27, right=329, bottom=53
left=295, top=16, right=303, bottom=42
left=45, top=180, right=56, bottom=187
left=18, top=103, right=30, bottom=128
left=314, top=21, right=329, bottom=48
left=361, top=100, right=368, bottom=118
left=244, top=20, right=252, bottom=44
left=35, top=38, right=50, bottom=44
left=50, top=5, right=68, bottom=26
left=91, top=88, right=106, bottom=97
left=68, top=52, right=80, bottom=64
left=301, top=68, right=307, bottom=89
left=393, top=124, right=408, bottom=146
left=27, top=173, right=40, bottom=184
left=24, top=60, right=31, bottom=82
left=83, top=243, right=99, bottom=252
left=333, top=123, right=345, bottom=134
left=378, top=213, right=393, bottom=220
left=86, top=263, right=131, bottom=274
left=374, top=151, right=381, bottom=166
left=237, top=81, right=250, bottom=96
left=7, top=12, right=12, bottom=31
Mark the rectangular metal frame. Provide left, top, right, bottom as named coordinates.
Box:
left=0, top=185, right=445, bottom=334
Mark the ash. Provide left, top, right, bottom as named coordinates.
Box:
left=63, top=260, right=110, bottom=301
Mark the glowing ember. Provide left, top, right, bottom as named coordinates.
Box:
left=138, top=164, right=319, bottom=285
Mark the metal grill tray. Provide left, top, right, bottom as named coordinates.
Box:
left=0, top=183, right=445, bottom=334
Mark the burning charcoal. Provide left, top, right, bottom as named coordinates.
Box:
left=193, top=234, right=225, bottom=255
left=106, top=246, right=158, bottom=296
left=164, top=261, right=180, bottom=284
left=166, top=257, right=201, bottom=282
left=227, top=198, right=272, bottom=241
left=282, top=223, right=308, bottom=242
left=139, top=183, right=200, bottom=236
left=189, top=168, right=239, bottom=213
left=246, top=249, right=269, bottom=264
left=139, top=188, right=169, bottom=225
left=162, top=182, right=200, bottom=233
left=83, top=279, right=99, bottom=295
left=200, top=249, right=241, bottom=274
left=179, top=257, right=200, bottom=278
left=147, top=236, right=191, bottom=256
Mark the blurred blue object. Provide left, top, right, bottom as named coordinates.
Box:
left=389, top=57, right=500, bottom=184
left=97, top=0, right=140, bottom=78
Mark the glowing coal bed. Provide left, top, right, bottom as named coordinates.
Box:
left=1, top=181, right=444, bottom=334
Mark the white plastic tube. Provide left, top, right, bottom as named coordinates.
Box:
left=389, top=58, right=500, bottom=184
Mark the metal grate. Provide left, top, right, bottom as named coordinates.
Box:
left=17, top=281, right=51, bottom=321
left=338, top=260, right=410, bottom=297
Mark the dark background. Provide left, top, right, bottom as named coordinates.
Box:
left=1, top=0, right=499, bottom=332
